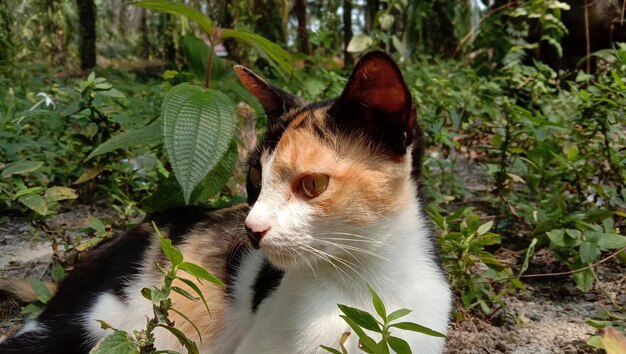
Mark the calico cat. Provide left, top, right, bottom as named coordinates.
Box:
left=0, top=51, right=451, bottom=353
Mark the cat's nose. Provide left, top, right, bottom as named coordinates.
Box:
left=245, top=223, right=269, bottom=249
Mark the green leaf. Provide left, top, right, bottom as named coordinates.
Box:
left=52, top=262, right=66, bottom=282
left=340, top=315, right=377, bottom=353
left=1, top=161, right=43, bottom=178
left=176, top=276, right=211, bottom=317
left=170, top=307, right=203, bottom=343
left=153, top=222, right=184, bottom=266
left=44, top=187, right=78, bottom=202
left=573, top=268, right=594, bottom=292
left=579, top=242, right=600, bottom=264
left=132, top=1, right=214, bottom=35
left=337, top=304, right=381, bottom=332
left=14, top=187, right=45, bottom=199
left=155, top=324, right=199, bottom=354
left=178, top=262, right=224, bottom=287
left=319, top=345, right=343, bottom=354
left=346, top=34, right=373, bottom=53
left=476, top=220, right=494, bottom=236
left=387, top=309, right=412, bottom=322
left=98, top=88, right=125, bottom=98
left=90, top=330, right=138, bottom=354
left=74, top=164, right=106, bottom=184
left=28, top=276, right=51, bottom=303
left=596, top=234, right=626, bottom=250
left=387, top=336, right=412, bottom=354
left=182, top=34, right=210, bottom=82
left=87, top=123, right=162, bottom=160
left=172, top=286, right=197, bottom=301
left=19, top=194, right=47, bottom=215
left=389, top=322, right=446, bottom=338
left=222, top=29, right=293, bottom=76
left=369, top=286, right=386, bottom=320
left=162, top=84, right=236, bottom=203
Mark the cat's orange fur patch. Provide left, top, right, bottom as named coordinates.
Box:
left=270, top=110, right=413, bottom=226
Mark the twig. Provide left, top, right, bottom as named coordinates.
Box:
left=584, top=0, right=591, bottom=73
left=479, top=247, right=626, bottom=284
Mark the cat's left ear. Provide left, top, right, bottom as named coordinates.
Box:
left=234, top=65, right=306, bottom=129
left=329, top=51, right=415, bottom=156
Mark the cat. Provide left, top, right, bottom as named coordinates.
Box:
left=0, top=51, right=451, bottom=353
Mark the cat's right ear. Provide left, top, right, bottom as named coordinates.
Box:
left=234, top=66, right=304, bottom=128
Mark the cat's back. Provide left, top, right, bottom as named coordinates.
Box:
left=0, top=204, right=252, bottom=354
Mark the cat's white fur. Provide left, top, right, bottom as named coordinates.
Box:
left=236, top=149, right=451, bottom=353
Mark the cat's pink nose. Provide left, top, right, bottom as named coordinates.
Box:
left=245, top=221, right=270, bottom=249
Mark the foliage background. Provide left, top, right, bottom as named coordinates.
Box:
left=0, top=0, right=625, bottom=351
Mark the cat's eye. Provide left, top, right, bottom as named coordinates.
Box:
left=249, top=167, right=262, bottom=187
left=298, top=174, right=329, bottom=199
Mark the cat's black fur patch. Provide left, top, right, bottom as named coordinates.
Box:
left=0, top=207, right=216, bottom=354
left=251, top=261, right=284, bottom=312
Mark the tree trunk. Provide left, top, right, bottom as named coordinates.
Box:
left=0, top=0, right=12, bottom=64
left=159, top=14, right=177, bottom=69
left=140, top=8, right=150, bottom=60
left=343, top=0, right=353, bottom=67
left=365, top=0, right=380, bottom=33
left=293, top=0, right=310, bottom=54
left=44, top=0, right=65, bottom=65
left=76, top=0, right=96, bottom=70
left=252, top=0, right=285, bottom=45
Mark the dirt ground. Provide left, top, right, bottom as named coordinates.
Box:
left=0, top=204, right=624, bottom=353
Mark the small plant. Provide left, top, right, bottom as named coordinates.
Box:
left=91, top=223, right=223, bottom=354
left=0, top=160, right=77, bottom=217
left=432, top=208, right=518, bottom=313
left=22, top=263, right=66, bottom=316
left=320, top=287, right=445, bottom=354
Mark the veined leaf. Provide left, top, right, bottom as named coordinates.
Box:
left=142, top=141, right=238, bottom=212
left=222, top=29, right=293, bottom=76
left=28, top=276, right=51, bottom=303
left=132, top=1, right=214, bottom=35
left=162, top=84, right=236, bottom=203
left=87, top=123, right=162, bottom=160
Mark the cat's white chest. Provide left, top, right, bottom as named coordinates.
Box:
left=235, top=275, right=357, bottom=353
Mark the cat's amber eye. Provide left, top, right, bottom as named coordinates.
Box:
left=249, top=167, right=262, bottom=187
left=298, top=174, right=330, bottom=199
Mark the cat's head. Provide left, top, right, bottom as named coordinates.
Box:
left=235, top=52, right=423, bottom=270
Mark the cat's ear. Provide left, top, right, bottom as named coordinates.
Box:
left=234, top=65, right=305, bottom=128
left=329, top=51, right=415, bottom=156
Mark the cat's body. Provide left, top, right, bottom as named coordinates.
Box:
left=0, top=51, right=451, bottom=353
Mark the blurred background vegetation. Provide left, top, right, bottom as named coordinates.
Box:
left=0, top=0, right=625, bottom=344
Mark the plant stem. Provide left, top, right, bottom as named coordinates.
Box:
left=204, top=42, right=215, bottom=89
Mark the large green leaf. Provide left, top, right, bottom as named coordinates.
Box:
left=162, top=84, right=236, bottom=203
left=390, top=322, right=446, bottom=338
left=182, top=34, right=210, bottom=82
left=337, top=304, right=381, bottom=332
left=132, top=1, right=214, bottom=35
left=222, top=29, right=293, bottom=76
left=1, top=161, right=43, bottom=178
left=89, top=331, right=138, bottom=354
left=87, top=123, right=162, bottom=160
left=142, top=141, right=238, bottom=212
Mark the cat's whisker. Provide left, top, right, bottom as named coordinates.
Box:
left=319, top=240, right=390, bottom=262
left=316, top=232, right=383, bottom=243
left=321, top=237, right=382, bottom=244
left=301, top=245, right=351, bottom=285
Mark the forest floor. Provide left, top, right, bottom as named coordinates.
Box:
left=1, top=203, right=624, bottom=353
